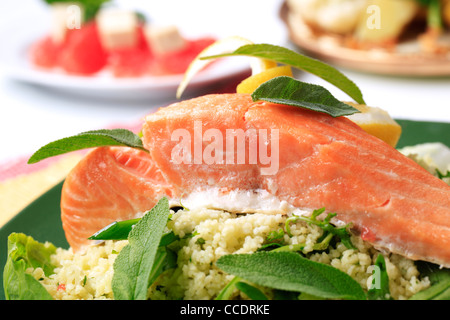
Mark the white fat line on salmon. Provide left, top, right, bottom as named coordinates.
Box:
left=170, top=120, right=279, bottom=175
left=175, top=188, right=312, bottom=216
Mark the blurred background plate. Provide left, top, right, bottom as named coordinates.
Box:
left=280, top=1, right=450, bottom=77
left=0, top=16, right=250, bottom=101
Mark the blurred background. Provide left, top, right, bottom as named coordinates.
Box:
left=0, top=0, right=449, bottom=223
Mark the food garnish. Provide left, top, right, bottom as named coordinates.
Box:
left=345, top=102, right=402, bottom=147
left=250, top=76, right=359, bottom=117
left=236, top=65, right=293, bottom=94
left=112, top=197, right=171, bottom=300
left=176, top=36, right=277, bottom=99
left=216, top=251, right=367, bottom=300
left=27, top=129, right=146, bottom=164
left=284, top=208, right=354, bottom=250
left=178, top=38, right=365, bottom=105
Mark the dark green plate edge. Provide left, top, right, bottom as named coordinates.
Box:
left=396, top=119, right=450, bottom=148
left=1, top=119, right=449, bottom=300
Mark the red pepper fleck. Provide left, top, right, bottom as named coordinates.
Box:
left=57, top=284, right=66, bottom=292
left=361, top=227, right=376, bottom=242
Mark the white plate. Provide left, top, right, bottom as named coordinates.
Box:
left=0, top=18, right=251, bottom=101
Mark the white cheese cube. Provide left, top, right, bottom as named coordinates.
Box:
left=96, top=8, right=139, bottom=50
left=145, top=25, right=187, bottom=55
left=50, top=3, right=83, bottom=43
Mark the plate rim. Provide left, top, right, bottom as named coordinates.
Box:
left=280, top=1, right=450, bottom=77
left=0, top=17, right=252, bottom=95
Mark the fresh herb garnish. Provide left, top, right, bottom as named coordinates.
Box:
left=251, top=76, right=359, bottom=117
left=265, top=228, right=285, bottom=243
left=235, top=281, right=269, bottom=300
left=410, top=262, right=450, bottom=300
left=201, top=43, right=365, bottom=104
left=436, top=168, right=450, bottom=180
left=216, top=251, right=367, bottom=300
left=258, top=228, right=285, bottom=251
left=88, top=217, right=180, bottom=246
left=28, top=129, right=147, bottom=164
left=111, top=197, right=171, bottom=300
left=215, top=276, right=241, bottom=300
left=367, top=254, right=391, bottom=300
left=285, top=208, right=355, bottom=250
left=195, top=237, right=206, bottom=249
left=147, top=247, right=177, bottom=288
left=89, top=218, right=141, bottom=241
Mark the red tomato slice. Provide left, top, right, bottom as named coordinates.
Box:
left=29, top=36, right=62, bottom=69
left=58, top=22, right=108, bottom=75
left=152, top=37, right=216, bottom=75
left=108, top=25, right=153, bottom=77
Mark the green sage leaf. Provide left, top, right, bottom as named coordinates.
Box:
left=235, top=281, right=269, bottom=300
left=112, top=197, right=170, bottom=300
left=89, top=218, right=141, bottom=241
left=28, top=129, right=147, bottom=164
left=251, top=76, right=359, bottom=117
left=202, top=43, right=365, bottom=104
left=410, top=263, right=450, bottom=300
left=215, top=276, right=241, bottom=300
left=147, top=247, right=177, bottom=288
left=216, top=251, right=366, bottom=300
left=367, top=254, right=391, bottom=300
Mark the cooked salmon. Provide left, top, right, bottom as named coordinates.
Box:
left=61, top=146, right=173, bottom=250
left=60, top=93, right=450, bottom=267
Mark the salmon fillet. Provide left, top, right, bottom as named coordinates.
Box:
left=61, top=146, right=173, bottom=250
left=61, top=93, right=450, bottom=267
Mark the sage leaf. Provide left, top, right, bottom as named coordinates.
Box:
left=367, top=254, right=391, bottom=300
left=112, top=197, right=170, bottom=300
left=410, top=263, right=450, bottom=300
left=89, top=218, right=141, bottom=241
left=235, top=282, right=269, bottom=300
left=3, top=233, right=56, bottom=300
left=215, top=276, right=241, bottom=300
left=202, top=43, right=365, bottom=104
left=216, top=251, right=366, bottom=300
left=251, top=76, right=359, bottom=117
left=89, top=217, right=179, bottom=246
left=28, top=129, right=147, bottom=164
left=147, top=247, right=177, bottom=288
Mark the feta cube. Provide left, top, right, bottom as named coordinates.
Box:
left=96, top=8, right=139, bottom=50
left=145, top=25, right=187, bottom=55
left=50, top=3, right=83, bottom=43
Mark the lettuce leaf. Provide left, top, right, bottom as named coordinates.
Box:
left=3, top=233, right=56, bottom=300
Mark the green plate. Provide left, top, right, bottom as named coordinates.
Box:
left=1, top=119, right=449, bottom=300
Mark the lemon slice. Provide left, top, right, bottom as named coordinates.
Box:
left=176, top=36, right=277, bottom=99
left=345, top=102, right=402, bottom=148
left=236, top=65, right=293, bottom=94
left=249, top=57, right=277, bottom=75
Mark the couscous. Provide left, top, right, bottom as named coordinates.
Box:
left=15, top=142, right=448, bottom=301
left=25, top=207, right=429, bottom=300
